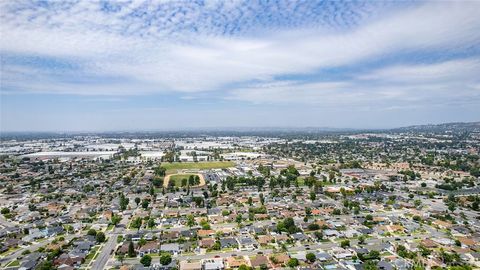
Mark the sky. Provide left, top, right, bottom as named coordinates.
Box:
left=1, top=0, right=479, bottom=132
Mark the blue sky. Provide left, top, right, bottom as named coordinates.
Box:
left=1, top=0, right=479, bottom=131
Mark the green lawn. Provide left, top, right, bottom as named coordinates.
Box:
left=162, top=161, right=234, bottom=173
left=168, top=174, right=196, bottom=187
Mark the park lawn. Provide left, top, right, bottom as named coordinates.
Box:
left=168, top=174, right=196, bottom=186
left=162, top=161, right=234, bottom=174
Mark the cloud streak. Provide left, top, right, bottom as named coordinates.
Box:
left=0, top=0, right=479, bottom=130
left=1, top=1, right=479, bottom=96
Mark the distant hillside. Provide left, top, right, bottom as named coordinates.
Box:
left=391, top=121, right=480, bottom=133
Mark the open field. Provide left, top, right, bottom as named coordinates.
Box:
left=163, top=173, right=205, bottom=188
left=162, top=161, right=235, bottom=174
left=168, top=174, right=197, bottom=186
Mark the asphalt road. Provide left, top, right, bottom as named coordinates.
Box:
left=90, top=232, right=118, bottom=270
left=90, top=215, right=130, bottom=270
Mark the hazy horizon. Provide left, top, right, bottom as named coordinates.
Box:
left=1, top=121, right=479, bottom=134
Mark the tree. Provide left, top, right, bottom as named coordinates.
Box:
left=259, top=193, right=265, bottom=205
left=117, top=254, right=124, bottom=265
left=448, top=202, right=456, bottom=212
left=194, top=175, right=200, bottom=185
left=276, top=217, right=299, bottom=234
left=238, top=265, right=249, bottom=270
left=358, top=235, right=366, bottom=245
left=160, top=253, right=172, bottom=265
left=140, top=255, right=152, bottom=266
left=152, top=177, right=163, bottom=187
left=154, top=166, right=166, bottom=176
left=472, top=201, right=479, bottom=211
left=189, top=175, right=195, bottom=186
left=200, top=219, right=211, bottom=230
left=307, top=223, right=320, bottom=231
left=111, top=214, right=121, bottom=226
left=363, top=260, right=378, bottom=270
left=310, top=191, right=316, bottom=201
left=119, top=193, right=129, bottom=211
left=305, top=207, right=312, bottom=217
left=36, top=261, right=55, bottom=270
left=131, top=217, right=143, bottom=230
left=340, top=239, right=350, bottom=248
left=368, top=250, right=380, bottom=260
left=287, top=258, right=299, bottom=268
left=139, top=237, right=147, bottom=246
left=236, top=215, right=243, bottom=224
left=87, top=228, right=97, bottom=236
left=135, top=197, right=141, bottom=206
left=186, top=214, right=196, bottom=227
left=128, top=241, right=136, bottom=257
left=148, top=218, right=155, bottom=229
left=306, top=252, right=316, bottom=263
left=96, top=231, right=106, bottom=243
left=142, top=199, right=150, bottom=210
left=212, top=241, right=221, bottom=250
left=414, top=199, right=422, bottom=207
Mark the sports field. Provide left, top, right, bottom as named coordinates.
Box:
left=168, top=174, right=196, bottom=186
left=162, top=161, right=235, bottom=174
left=163, top=173, right=205, bottom=188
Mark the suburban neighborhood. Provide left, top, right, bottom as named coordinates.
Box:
left=1, top=123, right=480, bottom=270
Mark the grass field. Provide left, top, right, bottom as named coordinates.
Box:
left=168, top=174, right=196, bottom=186
left=163, top=173, right=206, bottom=188
left=162, top=161, right=235, bottom=173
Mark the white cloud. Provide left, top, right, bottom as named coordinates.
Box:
left=227, top=58, right=480, bottom=108
left=358, top=59, right=480, bottom=83
left=0, top=1, right=479, bottom=96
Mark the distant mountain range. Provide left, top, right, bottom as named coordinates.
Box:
left=391, top=121, right=480, bottom=133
